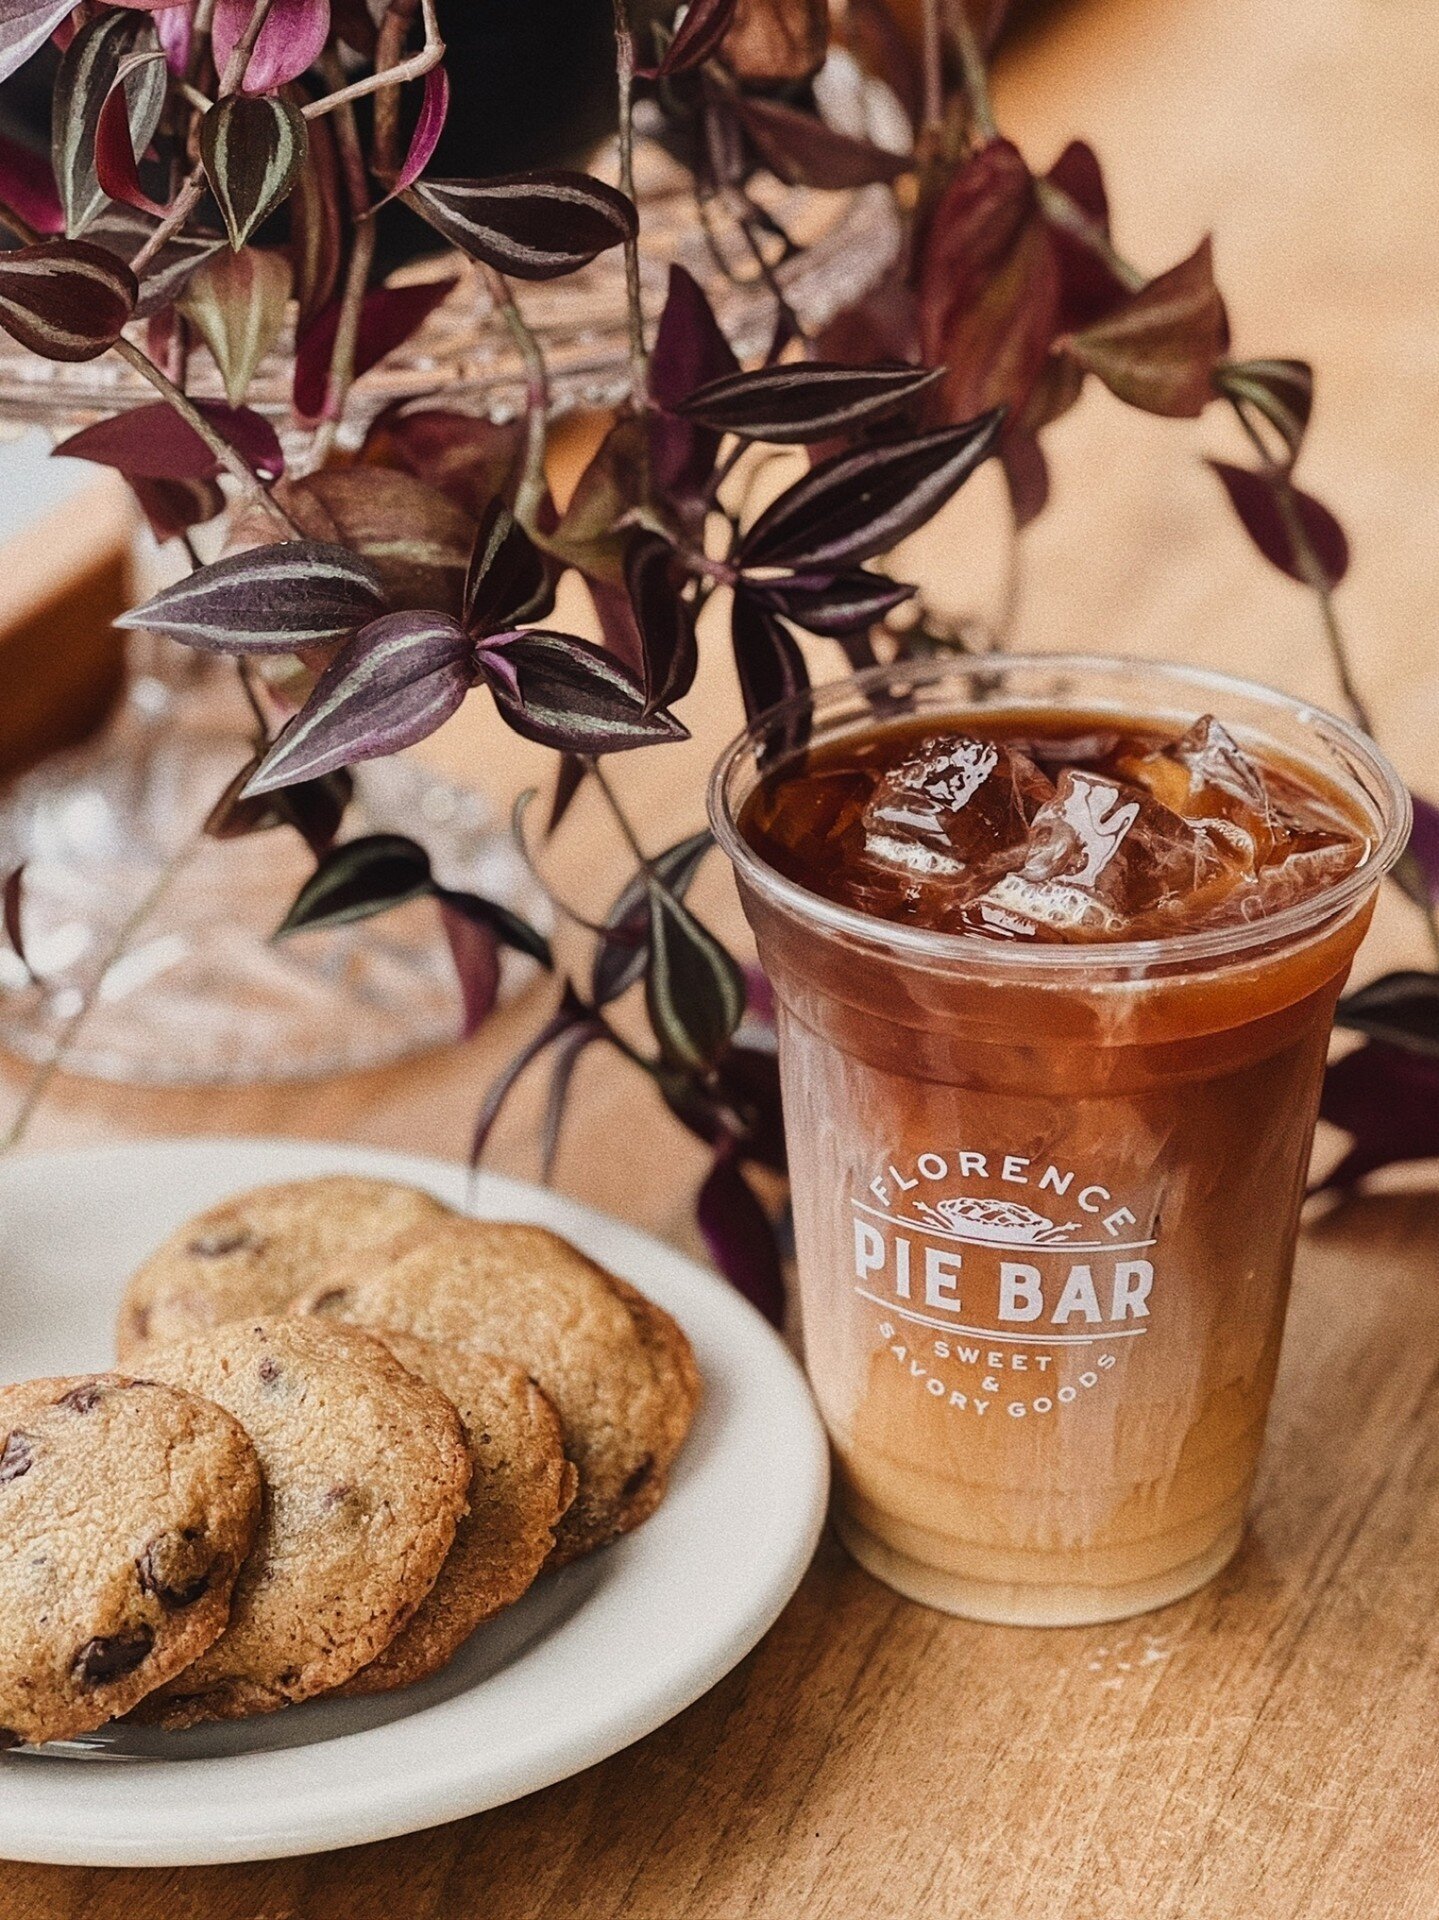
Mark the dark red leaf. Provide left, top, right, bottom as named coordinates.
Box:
left=625, top=532, right=699, bottom=709
left=917, top=138, right=1061, bottom=427
left=0, top=238, right=135, bottom=361
left=128, top=473, right=226, bottom=540
left=407, top=171, right=637, bottom=281
left=205, top=759, right=352, bottom=856
left=1063, top=237, right=1228, bottom=418
left=52, top=10, right=166, bottom=238
left=678, top=360, right=944, bottom=444
left=1041, top=139, right=1129, bottom=334
left=390, top=62, right=449, bottom=197
left=737, top=410, right=1005, bottom=570
left=3, top=864, right=37, bottom=982
left=1335, top=972, right=1439, bottom=1061
left=432, top=888, right=552, bottom=968
left=697, top=1149, right=785, bottom=1325
left=1396, top=794, right=1439, bottom=909
left=0, top=129, right=63, bottom=235
left=547, top=752, right=588, bottom=836
left=57, top=397, right=283, bottom=482
left=999, top=430, right=1049, bottom=528
left=649, top=0, right=738, bottom=75
left=439, top=897, right=501, bottom=1039
left=725, top=88, right=909, bottom=190
left=1207, top=460, right=1349, bottom=590
left=293, top=275, right=457, bottom=420
left=359, top=405, right=524, bottom=518
left=647, top=264, right=738, bottom=506
left=93, top=52, right=171, bottom=218
left=1316, top=1040, right=1439, bottom=1190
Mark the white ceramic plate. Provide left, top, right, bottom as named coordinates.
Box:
left=0, top=1138, right=828, bottom=1868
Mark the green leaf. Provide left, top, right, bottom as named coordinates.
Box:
left=275, top=832, right=433, bottom=937
left=645, top=883, right=745, bottom=1073
left=180, top=246, right=292, bottom=406
left=201, top=93, right=307, bottom=250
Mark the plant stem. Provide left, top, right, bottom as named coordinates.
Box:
left=921, top=0, right=944, bottom=136
left=307, top=58, right=375, bottom=468
left=302, top=0, right=443, bottom=121
left=1033, top=178, right=1144, bottom=295
left=111, top=336, right=302, bottom=534
left=611, top=0, right=648, bottom=397
left=587, top=756, right=651, bottom=870
left=0, top=197, right=38, bottom=245
left=217, top=0, right=280, bottom=91
left=130, top=167, right=205, bottom=275
left=372, top=0, right=423, bottom=177
left=479, top=262, right=550, bottom=531
left=942, top=0, right=997, bottom=142
left=1, top=843, right=193, bottom=1155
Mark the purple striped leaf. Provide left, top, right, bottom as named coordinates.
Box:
left=213, top=0, right=330, bottom=92
left=469, top=983, right=592, bottom=1168
left=648, top=0, right=738, bottom=75
left=0, top=0, right=83, bottom=89
left=724, top=89, right=910, bottom=190
left=0, top=129, right=63, bottom=235
left=697, top=1149, right=785, bottom=1326
left=407, top=170, right=637, bottom=281
left=743, top=569, right=913, bottom=637
left=678, top=361, right=944, bottom=443
left=731, top=590, right=810, bottom=744
left=129, top=473, right=227, bottom=542
left=0, top=239, right=136, bottom=361
left=645, top=882, right=746, bottom=1073
left=57, top=398, right=283, bottom=481
left=276, top=831, right=433, bottom=936
left=1214, top=358, right=1313, bottom=467
left=1336, top=971, right=1439, bottom=1061
left=592, top=828, right=714, bottom=1006
left=201, top=92, right=307, bottom=250
left=53, top=11, right=166, bottom=236
left=738, top=409, right=1004, bottom=570
left=539, top=1018, right=607, bottom=1180
left=390, top=62, right=449, bottom=196
left=464, top=499, right=551, bottom=635
left=475, top=630, right=689, bottom=753
left=118, top=539, right=386, bottom=651
left=433, top=887, right=552, bottom=968
left=242, top=609, right=472, bottom=794
left=1207, top=460, right=1349, bottom=591
left=625, top=532, right=698, bottom=709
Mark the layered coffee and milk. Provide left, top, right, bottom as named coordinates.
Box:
left=719, top=681, right=1393, bottom=1626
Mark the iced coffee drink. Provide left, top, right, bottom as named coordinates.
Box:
left=710, top=658, right=1408, bottom=1625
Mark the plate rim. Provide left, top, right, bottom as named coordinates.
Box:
left=0, top=1137, right=829, bottom=1867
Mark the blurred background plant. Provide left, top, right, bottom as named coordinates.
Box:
left=0, top=0, right=1430, bottom=1312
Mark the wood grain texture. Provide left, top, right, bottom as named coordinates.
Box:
left=4, top=0, right=1439, bottom=1909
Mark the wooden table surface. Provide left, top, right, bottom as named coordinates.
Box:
left=5, top=0, right=1439, bottom=1912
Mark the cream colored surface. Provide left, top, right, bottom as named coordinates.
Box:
left=3, top=0, right=1438, bottom=1907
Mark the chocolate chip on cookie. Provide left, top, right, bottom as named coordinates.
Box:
left=116, top=1176, right=454, bottom=1359
left=132, top=1318, right=471, bottom=1727
left=293, top=1220, right=700, bottom=1565
left=0, top=1374, right=261, bottom=1747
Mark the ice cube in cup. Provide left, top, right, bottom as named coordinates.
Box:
left=860, top=733, right=1052, bottom=888
left=965, top=766, right=1234, bottom=937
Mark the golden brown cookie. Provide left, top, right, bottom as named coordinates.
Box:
left=0, top=1374, right=261, bottom=1748
left=133, top=1318, right=470, bottom=1727
left=292, top=1220, right=700, bottom=1565
left=336, top=1334, right=576, bottom=1695
left=115, top=1176, right=454, bottom=1359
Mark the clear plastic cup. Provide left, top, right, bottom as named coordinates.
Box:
left=710, top=656, right=1409, bottom=1626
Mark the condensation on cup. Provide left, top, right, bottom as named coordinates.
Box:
left=710, top=656, right=1409, bottom=1626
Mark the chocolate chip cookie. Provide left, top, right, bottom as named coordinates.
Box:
left=115, top=1176, right=454, bottom=1359
left=293, top=1220, right=700, bottom=1564
left=337, top=1335, right=576, bottom=1695
left=0, top=1374, right=261, bottom=1747
left=133, top=1318, right=471, bottom=1727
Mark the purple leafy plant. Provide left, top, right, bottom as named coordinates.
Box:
left=0, top=0, right=1426, bottom=1299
